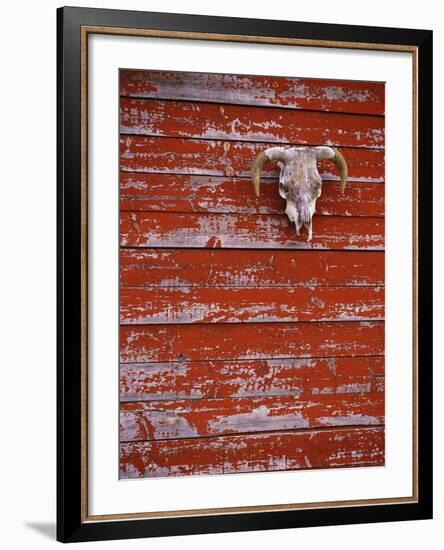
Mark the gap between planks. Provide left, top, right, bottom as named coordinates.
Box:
left=118, top=353, right=386, bottom=364
left=119, top=353, right=385, bottom=364
left=119, top=423, right=386, bottom=444
left=120, top=286, right=384, bottom=290
left=119, top=380, right=385, bottom=404
left=119, top=318, right=386, bottom=327
left=119, top=131, right=385, bottom=151
left=119, top=171, right=385, bottom=183
left=119, top=94, right=386, bottom=119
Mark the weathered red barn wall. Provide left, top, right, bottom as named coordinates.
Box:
left=119, top=70, right=385, bottom=479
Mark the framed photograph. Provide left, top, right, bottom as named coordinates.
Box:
left=57, top=6, right=433, bottom=543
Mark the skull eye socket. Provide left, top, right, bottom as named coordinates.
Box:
left=281, top=184, right=289, bottom=193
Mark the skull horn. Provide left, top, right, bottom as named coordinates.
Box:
left=251, top=147, right=286, bottom=197
left=332, top=147, right=348, bottom=194
left=251, top=151, right=269, bottom=197
left=316, top=146, right=348, bottom=194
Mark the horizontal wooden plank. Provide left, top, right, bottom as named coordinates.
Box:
left=120, top=286, right=384, bottom=325
left=120, top=70, right=385, bottom=116
left=120, top=212, right=384, bottom=250
left=120, top=249, right=385, bottom=288
left=120, top=98, right=384, bottom=148
left=120, top=426, right=385, bottom=478
left=120, top=321, right=384, bottom=363
left=120, top=137, right=385, bottom=182
left=120, top=173, right=385, bottom=217
left=120, top=356, right=385, bottom=402
left=120, top=392, right=384, bottom=442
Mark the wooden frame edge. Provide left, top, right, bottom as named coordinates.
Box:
left=79, top=25, right=420, bottom=524
left=80, top=25, right=89, bottom=523
left=84, top=496, right=419, bottom=523
left=82, top=25, right=418, bottom=53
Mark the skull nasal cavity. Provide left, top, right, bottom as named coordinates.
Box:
left=298, top=203, right=311, bottom=225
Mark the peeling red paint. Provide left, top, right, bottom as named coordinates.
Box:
left=120, top=211, right=384, bottom=250
left=120, top=98, right=385, bottom=148
left=120, top=392, right=384, bottom=442
left=120, top=356, right=384, bottom=402
left=120, top=426, right=385, bottom=478
left=120, top=286, right=385, bottom=324
left=120, top=173, right=385, bottom=217
left=120, top=136, right=385, bottom=182
left=119, top=70, right=385, bottom=479
left=120, top=249, right=384, bottom=288
left=120, top=70, right=385, bottom=115
left=120, top=321, right=385, bottom=364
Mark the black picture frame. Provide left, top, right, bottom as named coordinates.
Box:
left=57, top=6, right=433, bottom=543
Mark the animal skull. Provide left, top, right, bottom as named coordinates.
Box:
left=251, top=146, right=348, bottom=241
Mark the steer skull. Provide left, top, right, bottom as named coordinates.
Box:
left=251, top=146, right=348, bottom=241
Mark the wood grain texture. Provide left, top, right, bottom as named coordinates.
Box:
left=120, top=211, right=384, bottom=250
left=120, top=392, right=384, bottom=442
left=120, top=70, right=385, bottom=115
left=120, top=321, right=384, bottom=363
left=120, top=286, right=384, bottom=324
left=120, top=356, right=385, bottom=402
left=120, top=98, right=384, bottom=148
left=120, top=249, right=385, bottom=288
left=120, top=173, right=385, bottom=217
left=120, top=426, right=385, bottom=478
left=120, top=137, right=385, bottom=182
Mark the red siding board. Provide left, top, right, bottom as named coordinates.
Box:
left=120, top=249, right=385, bottom=288
left=120, top=173, right=385, bottom=217
left=120, top=321, right=385, bottom=364
left=120, top=98, right=384, bottom=148
left=120, top=70, right=385, bottom=115
left=120, top=136, right=385, bottom=182
left=120, top=426, right=385, bottom=478
left=120, top=356, right=385, bottom=402
left=120, top=392, right=384, bottom=442
left=120, top=286, right=384, bottom=325
left=120, top=211, right=384, bottom=250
